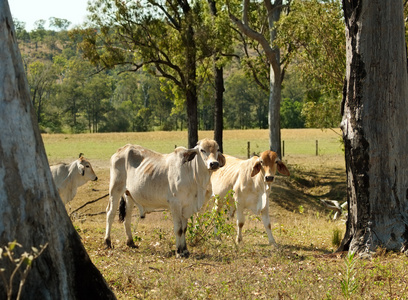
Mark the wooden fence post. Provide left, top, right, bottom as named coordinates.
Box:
left=247, top=141, right=250, bottom=158
left=282, top=140, right=285, bottom=157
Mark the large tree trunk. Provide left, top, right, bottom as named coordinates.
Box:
left=0, top=2, right=116, bottom=299
left=339, top=0, right=408, bottom=254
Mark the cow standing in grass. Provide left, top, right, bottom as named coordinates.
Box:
left=209, top=150, right=290, bottom=246
left=105, top=139, right=225, bottom=258
left=50, top=154, right=98, bottom=205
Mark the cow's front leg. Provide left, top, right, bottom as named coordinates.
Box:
left=261, top=206, right=278, bottom=247
left=173, top=216, right=189, bottom=258
left=236, top=205, right=245, bottom=244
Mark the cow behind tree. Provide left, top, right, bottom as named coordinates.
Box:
left=50, top=153, right=98, bottom=205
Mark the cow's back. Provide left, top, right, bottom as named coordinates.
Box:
left=111, top=144, right=173, bottom=210
left=210, top=155, right=242, bottom=197
left=50, top=163, right=69, bottom=188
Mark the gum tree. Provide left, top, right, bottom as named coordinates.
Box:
left=0, top=1, right=115, bottom=298
left=228, top=0, right=290, bottom=156
left=339, top=0, right=408, bottom=254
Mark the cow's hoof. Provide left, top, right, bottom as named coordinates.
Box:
left=105, top=239, right=112, bottom=249
left=127, top=240, right=139, bottom=248
left=176, top=249, right=190, bottom=258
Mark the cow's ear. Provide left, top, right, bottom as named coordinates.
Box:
left=77, top=161, right=85, bottom=176
left=182, top=149, right=197, bottom=164
left=277, top=161, right=290, bottom=176
left=217, top=152, right=226, bottom=168
left=251, top=159, right=262, bottom=177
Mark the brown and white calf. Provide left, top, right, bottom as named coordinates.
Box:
left=50, top=154, right=98, bottom=205
left=105, top=139, right=225, bottom=257
left=209, top=150, right=290, bottom=246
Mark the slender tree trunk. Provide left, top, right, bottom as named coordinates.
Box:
left=268, top=63, right=281, bottom=155
left=267, top=0, right=282, bottom=156
left=208, top=0, right=224, bottom=153
left=213, top=64, right=224, bottom=152
left=183, top=6, right=198, bottom=149
left=0, top=2, right=116, bottom=298
left=339, top=0, right=408, bottom=255
left=230, top=0, right=283, bottom=156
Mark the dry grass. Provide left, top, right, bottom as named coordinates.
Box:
left=43, top=130, right=408, bottom=299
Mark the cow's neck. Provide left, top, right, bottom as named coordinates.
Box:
left=68, top=162, right=87, bottom=187
left=193, top=156, right=211, bottom=189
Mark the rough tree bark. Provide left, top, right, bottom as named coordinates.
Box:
left=0, top=1, right=116, bottom=299
left=339, top=0, right=408, bottom=255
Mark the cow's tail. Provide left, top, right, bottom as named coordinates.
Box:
left=119, top=196, right=126, bottom=223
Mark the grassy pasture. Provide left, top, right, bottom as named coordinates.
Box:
left=42, top=129, right=408, bottom=299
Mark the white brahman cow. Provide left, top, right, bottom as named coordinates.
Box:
left=209, top=150, right=290, bottom=246
left=50, top=154, right=98, bottom=205
left=104, top=139, right=225, bottom=257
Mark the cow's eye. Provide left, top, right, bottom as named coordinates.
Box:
left=86, top=165, right=90, bottom=168
left=200, top=149, right=206, bottom=154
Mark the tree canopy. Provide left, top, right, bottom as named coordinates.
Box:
left=12, top=0, right=349, bottom=135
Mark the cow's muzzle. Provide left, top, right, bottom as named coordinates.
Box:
left=93, top=177, right=98, bottom=181
left=265, top=176, right=274, bottom=182
left=209, top=161, right=220, bottom=170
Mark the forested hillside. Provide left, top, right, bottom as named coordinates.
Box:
left=13, top=0, right=346, bottom=134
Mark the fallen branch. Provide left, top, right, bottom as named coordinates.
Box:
left=149, top=266, right=161, bottom=272
left=184, top=262, right=218, bottom=269
left=81, top=211, right=106, bottom=217
left=320, top=199, right=347, bottom=220
left=69, top=193, right=109, bottom=217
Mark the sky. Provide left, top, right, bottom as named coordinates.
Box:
left=8, top=0, right=89, bottom=31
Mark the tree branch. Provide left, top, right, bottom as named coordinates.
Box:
left=228, top=11, right=279, bottom=71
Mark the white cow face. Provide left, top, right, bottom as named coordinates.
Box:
left=251, top=150, right=290, bottom=182
left=196, top=139, right=225, bottom=171
left=77, top=157, right=98, bottom=181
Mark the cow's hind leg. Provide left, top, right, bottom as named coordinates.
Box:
left=261, top=206, right=278, bottom=247
left=120, top=194, right=138, bottom=248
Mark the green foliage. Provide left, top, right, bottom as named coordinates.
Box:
left=302, top=93, right=342, bottom=128
left=340, top=252, right=359, bottom=299
left=187, top=191, right=236, bottom=247
left=0, top=241, right=48, bottom=300
left=331, top=228, right=342, bottom=247
left=16, top=0, right=352, bottom=133
left=224, top=72, right=268, bottom=129
left=280, top=98, right=305, bottom=128
left=276, top=0, right=345, bottom=95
